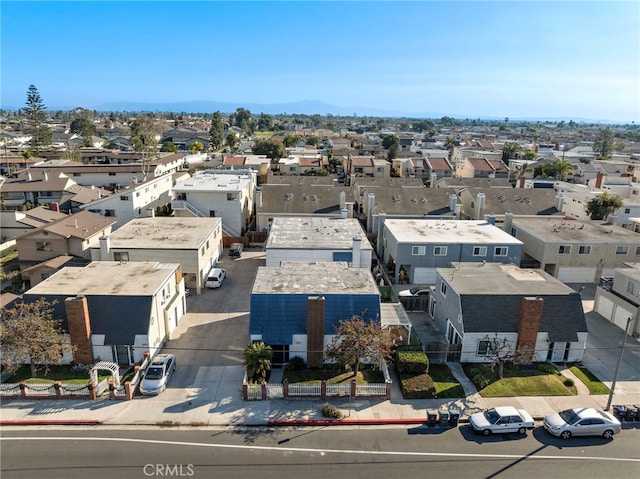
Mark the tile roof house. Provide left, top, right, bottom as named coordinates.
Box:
left=22, top=261, right=187, bottom=365
left=457, top=158, right=510, bottom=179
left=0, top=206, right=67, bottom=242
left=430, top=263, right=587, bottom=363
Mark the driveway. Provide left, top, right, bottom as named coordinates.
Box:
left=137, top=248, right=266, bottom=408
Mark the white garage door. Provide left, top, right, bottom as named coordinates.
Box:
left=557, top=266, right=596, bottom=283
left=613, top=306, right=634, bottom=331
left=413, top=267, right=437, bottom=285
left=595, top=296, right=615, bottom=320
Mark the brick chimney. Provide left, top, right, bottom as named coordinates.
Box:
left=595, top=171, right=603, bottom=188
left=65, top=296, right=94, bottom=364
left=49, top=202, right=60, bottom=212
left=516, top=296, right=544, bottom=362
left=306, top=296, right=325, bottom=368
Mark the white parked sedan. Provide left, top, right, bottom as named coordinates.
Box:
left=469, top=406, right=535, bottom=436
left=543, top=407, right=621, bottom=439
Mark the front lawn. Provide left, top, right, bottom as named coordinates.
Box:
left=429, top=364, right=466, bottom=398
left=6, top=365, right=112, bottom=384
left=569, top=364, right=610, bottom=395
left=464, top=364, right=577, bottom=397
left=397, top=364, right=465, bottom=399
left=283, top=367, right=385, bottom=385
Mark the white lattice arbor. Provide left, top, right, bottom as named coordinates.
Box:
left=90, top=361, right=120, bottom=386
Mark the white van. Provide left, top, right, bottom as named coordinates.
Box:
left=205, top=267, right=226, bottom=288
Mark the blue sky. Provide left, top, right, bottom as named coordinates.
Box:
left=1, top=1, right=638, bottom=122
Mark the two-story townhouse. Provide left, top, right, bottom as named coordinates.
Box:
left=381, top=219, right=523, bottom=285
left=264, top=217, right=373, bottom=268
left=456, top=158, right=510, bottom=179
left=429, top=263, right=587, bottom=363
left=250, top=261, right=382, bottom=367
left=81, top=174, right=173, bottom=230
left=0, top=206, right=67, bottom=242
left=22, top=261, right=186, bottom=365
left=91, top=216, right=222, bottom=295
left=172, top=169, right=256, bottom=238
left=510, top=217, right=640, bottom=282
left=594, top=263, right=640, bottom=337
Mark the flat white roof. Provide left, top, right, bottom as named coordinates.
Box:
left=266, top=217, right=372, bottom=250
left=104, top=217, right=221, bottom=249
left=385, top=219, right=522, bottom=245
left=173, top=172, right=251, bottom=192
left=26, top=261, right=179, bottom=296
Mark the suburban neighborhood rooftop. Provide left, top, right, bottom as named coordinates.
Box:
left=265, top=217, right=371, bottom=250
left=25, top=261, right=179, bottom=296
left=252, top=261, right=380, bottom=295
left=384, top=219, right=523, bottom=244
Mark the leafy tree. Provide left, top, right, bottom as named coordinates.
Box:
left=584, top=192, right=623, bottom=220
left=130, top=117, right=157, bottom=154
left=387, top=144, right=398, bottom=161
left=380, top=133, right=399, bottom=150
left=593, top=127, right=614, bottom=159
left=230, top=108, right=254, bottom=134
left=243, top=341, right=272, bottom=382
left=226, top=132, right=239, bottom=150
left=251, top=138, right=285, bottom=160
left=189, top=141, right=204, bottom=154
left=209, top=111, right=225, bottom=150
left=325, top=314, right=393, bottom=376
left=551, top=158, right=573, bottom=180
left=257, top=113, right=274, bottom=131
left=306, top=134, right=320, bottom=147
left=160, top=141, right=178, bottom=153
left=521, top=149, right=538, bottom=163
left=0, top=299, right=73, bottom=377
left=445, top=137, right=456, bottom=159
left=23, top=85, right=53, bottom=156
left=283, top=133, right=302, bottom=147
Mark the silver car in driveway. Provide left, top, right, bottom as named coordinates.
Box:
left=543, top=407, right=621, bottom=439
left=469, top=406, right=535, bottom=436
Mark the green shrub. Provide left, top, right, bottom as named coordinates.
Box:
left=398, top=373, right=436, bottom=399
left=321, top=403, right=343, bottom=419
left=537, top=363, right=558, bottom=374
left=286, top=356, right=306, bottom=371
left=563, top=378, right=575, bottom=387
left=396, top=349, right=429, bottom=374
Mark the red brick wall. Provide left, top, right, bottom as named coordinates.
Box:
left=65, top=296, right=94, bottom=364
left=306, top=296, right=325, bottom=368
left=517, top=296, right=544, bottom=357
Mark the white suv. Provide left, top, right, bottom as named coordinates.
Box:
left=140, top=354, right=176, bottom=395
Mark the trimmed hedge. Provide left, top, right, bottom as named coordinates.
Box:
left=398, top=373, right=436, bottom=399
left=396, top=349, right=429, bottom=375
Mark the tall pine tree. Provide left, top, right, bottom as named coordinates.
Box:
left=209, top=111, right=224, bottom=150
left=24, top=85, right=53, bottom=156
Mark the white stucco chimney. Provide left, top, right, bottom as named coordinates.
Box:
left=339, top=191, right=346, bottom=211
left=555, top=194, right=564, bottom=212
left=99, top=235, right=111, bottom=260
left=448, top=193, right=457, bottom=212
left=430, top=172, right=438, bottom=187
left=42, top=171, right=48, bottom=182
left=476, top=192, right=486, bottom=220
left=351, top=237, right=361, bottom=268
left=256, top=189, right=263, bottom=209
left=504, top=212, right=514, bottom=233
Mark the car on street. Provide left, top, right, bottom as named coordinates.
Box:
left=398, top=287, right=431, bottom=297
left=140, top=354, right=176, bottom=396
left=469, top=406, right=534, bottom=436
left=229, top=243, right=243, bottom=258
left=543, top=407, right=621, bottom=439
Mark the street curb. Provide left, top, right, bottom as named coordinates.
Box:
left=0, top=419, right=100, bottom=426
left=268, top=418, right=452, bottom=426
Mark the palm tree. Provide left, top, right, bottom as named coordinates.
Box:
left=243, top=342, right=273, bottom=382
left=501, top=142, right=521, bottom=164
left=552, top=159, right=573, bottom=181
left=445, top=137, right=455, bottom=160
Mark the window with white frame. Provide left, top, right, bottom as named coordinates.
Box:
left=434, top=246, right=447, bottom=256
left=616, top=245, right=628, bottom=255
left=494, top=246, right=508, bottom=256
left=412, top=245, right=426, bottom=255
left=626, top=281, right=636, bottom=296
left=473, top=246, right=487, bottom=256
left=440, top=281, right=447, bottom=296
left=477, top=340, right=494, bottom=356
left=636, top=246, right=640, bottom=256
left=558, top=245, right=571, bottom=254
left=578, top=245, right=591, bottom=255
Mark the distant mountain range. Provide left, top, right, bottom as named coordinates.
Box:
left=2, top=99, right=626, bottom=124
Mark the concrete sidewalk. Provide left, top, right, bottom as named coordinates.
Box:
left=1, top=367, right=638, bottom=427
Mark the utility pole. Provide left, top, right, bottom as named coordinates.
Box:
left=605, top=317, right=632, bottom=411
